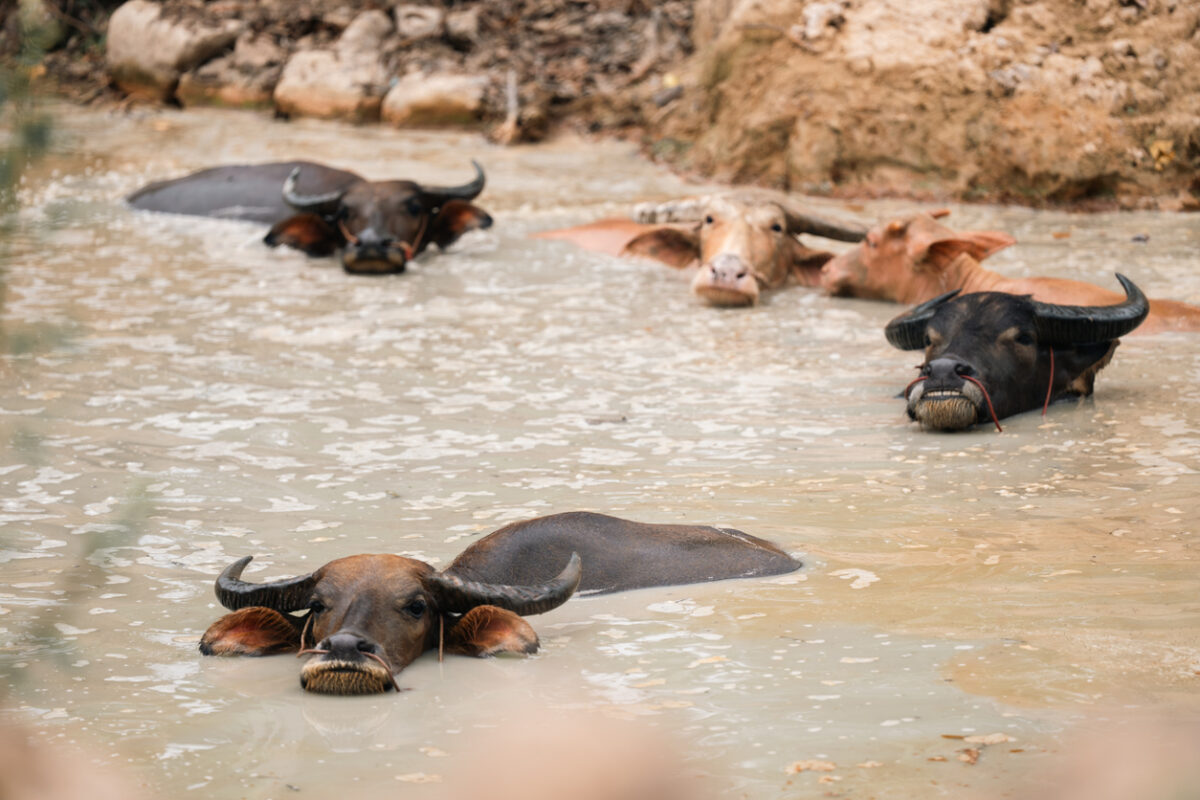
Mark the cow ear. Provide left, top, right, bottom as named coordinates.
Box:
left=788, top=239, right=834, bottom=287
left=620, top=226, right=701, bottom=268
left=443, top=605, right=539, bottom=658
left=916, top=231, right=1016, bottom=273
left=1057, top=340, right=1118, bottom=398
left=199, top=607, right=303, bottom=656
left=430, top=200, right=493, bottom=249
left=264, top=213, right=342, bottom=256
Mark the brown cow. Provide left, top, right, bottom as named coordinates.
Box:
left=534, top=193, right=866, bottom=306
left=820, top=210, right=1200, bottom=334
left=128, top=161, right=493, bottom=275
left=200, top=512, right=800, bottom=695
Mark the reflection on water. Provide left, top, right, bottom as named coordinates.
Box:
left=1, top=105, right=1198, bottom=798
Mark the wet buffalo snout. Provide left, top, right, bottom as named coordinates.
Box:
left=924, top=357, right=975, bottom=384
left=706, top=254, right=748, bottom=286
left=322, top=631, right=377, bottom=659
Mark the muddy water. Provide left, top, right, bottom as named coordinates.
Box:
left=2, top=105, right=1199, bottom=798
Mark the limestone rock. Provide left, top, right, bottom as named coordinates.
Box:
left=273, top=10, right=392, bottom=121
left=106, top=0, right=241, bottom=101
left=381, top=72, right=489, bottom=127
left=177, top=32, right=284, bottom=109
left=394, top=5, right=444, bottom=40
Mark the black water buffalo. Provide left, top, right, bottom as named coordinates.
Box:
left=885, top=273, right=1149, bottom=431
left=200, top=512, right=800, bottom=695
left=127, top=160, right=493, bottom=274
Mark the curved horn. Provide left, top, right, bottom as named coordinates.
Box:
left=214, top=556, right=317, bottom=612
left=282, top=167, right=347, bottom=215
left=1031, top=273, right=1149, bottom=345
left=417, top=160, right=486, bottom=202
left=884, top=290, right=962, bottom=350
left=782, top=205, right=868, bottom=242
left=430, top=552, right=582, bottom=616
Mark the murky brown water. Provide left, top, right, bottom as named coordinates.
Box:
left=2, top=105, right=1199, bottom=798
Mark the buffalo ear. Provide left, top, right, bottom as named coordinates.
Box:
left=916, top=231, right=1016, bottom=273
left=430, top=200, right=494, bottom=249
left=264, top=213, right=342, bottom=256
left=620, top=226, right=701, bottom=269
left=199, top=607, right=303, bottom=656
left=443, top=605, right=539, bottom=658
left=788, top=239, right=834, bottom=287
left=1057, top=340, right=1118, bottom=398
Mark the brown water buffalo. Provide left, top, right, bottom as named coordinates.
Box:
left=534, top=193, right=866, bottom=306
left=821, top=210, right=1200, bottom=334
left=127, top=160, right=493, bottom=275
left=200, top=512, right=800, bottom=695
left=885, top=274, right=1149, bottom=431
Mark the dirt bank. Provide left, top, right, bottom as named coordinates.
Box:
left=4, top=0, right=1199, bottom=209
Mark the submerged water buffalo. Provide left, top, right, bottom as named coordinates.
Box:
left=885, top=274, right=1149, bottom=431
left=534, top=193, right=866, bottom=306
left=200, top=512, right=800, bottom=695
left=127, top=160, right=493, bottom=274
left=821, top=210, right=1200, bottom=333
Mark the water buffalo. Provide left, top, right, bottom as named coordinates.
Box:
left=127, top=160, right=493, bottom=275
left=534, top=193, right=866, bottom=306
left=885, top=274, right=1149, bottom=431
left=200, top=512, right=800, bottom=695
left=821, top=210, right=1200, bottom=334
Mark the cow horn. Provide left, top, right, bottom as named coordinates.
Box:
left=782, top=205, right=868, bottom=242
left=417, top=160, right=486, bottom=202
left=884, top=290, right=962, bottom=350
left=1031, top=273, right=1149, bottom=345
left=430, top=552, right=582, bottom=616
left=214, top=556, right=317, bottom=612
left=282, top=167, right=347, bottom=214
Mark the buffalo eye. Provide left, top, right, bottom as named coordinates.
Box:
left=770, top=222, right=783, bottom=233
left=309, top=599, right=327, bottom=614
left=401, top=597, right=427, bottom=618
left=1014, top=331, right=1035, bottom=346
left=704, top=215, right=714, bottom=225
left=405, top=198, right=424, bottom=216
left=923, top=333, right=932, bottom=348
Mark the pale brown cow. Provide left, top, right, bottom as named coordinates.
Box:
left=534, top=193, right=866, bottom=306
left=820, top=210, right=1200, bottom=334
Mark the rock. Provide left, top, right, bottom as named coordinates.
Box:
left=445, top=7, right=481, bottom=45
left=177, top=32, right=284, bottom=109
left=394, top=5, right=443, bottom=40
left=273, top=10, right=392, bottom=121
left=106, top=0, right=241, bottom=101
left=381, top=72, right=489, bottom=127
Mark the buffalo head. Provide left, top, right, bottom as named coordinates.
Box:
left=820, top=210, right=1015, bottom=302
left=621, top=194, right=866, bottom=306
left=885, top=274, right=1149, bottom=431
left=265, top=160, right=493, bottom=275
left=200, top=551, right=581, bottom=695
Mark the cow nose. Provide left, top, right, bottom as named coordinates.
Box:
left=925, top=357, right=975, bottom=383
left=323, top=632, right=374, bottom=659
left=708, top=254, right=748, bottom=285
left=356, top=227, right=389, bottom=247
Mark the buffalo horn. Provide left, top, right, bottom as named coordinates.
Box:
left=1031, top=273, right=1149, bottom=345
left=214, top=556, right=317, bottom=612
left=282, top=167, right=347, bottom=215
left=417, top=160, right=486, bottom=202
left=782, top=205, right=868, bottom=242
left=430, top=552, right=582, bottom=616
left=884, top=290, right=962, bottom=350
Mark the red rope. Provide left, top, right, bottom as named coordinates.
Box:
left=904, top=375, right=927, bottom=399
left=961, top=375, right=1003, bottom=433
left=1042, top=347, right=1055, bottom=416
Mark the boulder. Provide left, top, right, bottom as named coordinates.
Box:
left=394, top=5, right=444, bottom=40
left=106, top=0, right=241, bottom=101
left=177, top=32, right=284, bottom=109
left=381, top=72, right=489, bottom=127
left=273, top=10, right=393, bottom=121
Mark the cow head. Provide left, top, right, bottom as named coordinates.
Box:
left=622, top=194, right=866, bottom=306
left=264, top=161, right=493, bottom=275
left=199, top=551, right=581, bottom=695
left=820, top=210, right=1015, bottom=301
left=884, top=274, right=1149, bottom=431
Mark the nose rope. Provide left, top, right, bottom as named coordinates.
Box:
left=299, top=613, right=314, bottom=651
left=363, top=652, right=402, bottom=693
left=961, top=375, right=1003, bottom=433
left=296, top=646, right=328, bottom=658
left=337, top=219, right=359, bottom=245
left=338, top=210, right=431, bottom=262
left=1042, top=347, right=1055, bottom=417
left=904, top=375, right=927, bottom=399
